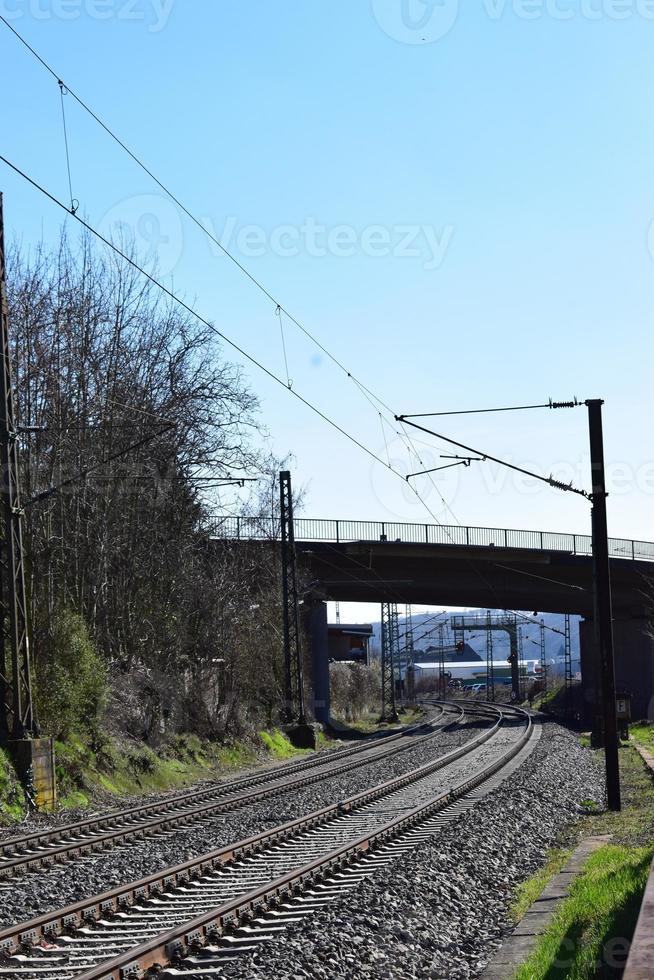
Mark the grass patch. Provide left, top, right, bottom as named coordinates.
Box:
left=259, top=729, right=307, bottom=760
left=578, top=744, right=654, bottom=849
left=399, top=705, right=426, bottom=725
left=0, top=748, right=26, bottom=823
left=332, top=704, right=425, bottom=736
left=47, top=725, right=319, bottom=813
left=514, top=844, right=654, bottom=979
left=534, top=684, right=565, bottom=712
left=630, top=723, right=654, bottom=752
left=510, top=849, right=572, bottom=923
left=512, top=742, right=654, bottom=979
left=0, top=722, right=330, bottom=822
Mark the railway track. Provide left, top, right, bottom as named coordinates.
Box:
left=0, top=704, right=461, bottom=882
left=0, top=702, right=534, bottom=980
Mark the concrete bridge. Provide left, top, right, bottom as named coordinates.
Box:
left=208, top=517, right=654, bottom=722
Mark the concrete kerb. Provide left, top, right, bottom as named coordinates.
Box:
left=480, top=835, right=612, bottom=979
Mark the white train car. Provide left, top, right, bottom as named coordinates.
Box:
left=414, top=660, right=540, bottom=685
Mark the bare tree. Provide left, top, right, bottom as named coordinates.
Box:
left=6, top=229, right=292, bottom=739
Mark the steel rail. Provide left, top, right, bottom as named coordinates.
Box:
left=2, top=708, right=440, bottom=850
left=0, top=706, right=454, bottom=880
left=73, top=707, right=533, bottom=980
left=0, top=703, right=504, bottom=967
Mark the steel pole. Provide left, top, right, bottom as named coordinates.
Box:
left=587, top=399, right=620, bottom=811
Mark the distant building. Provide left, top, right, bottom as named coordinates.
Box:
left=327, top=624, right=373, bottom=665
left=420, top=642, right=482, bottom=663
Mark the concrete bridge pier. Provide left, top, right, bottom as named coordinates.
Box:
left=304, top=596, right=330, bottom=725
left=580, top=615, right=654, bottom=726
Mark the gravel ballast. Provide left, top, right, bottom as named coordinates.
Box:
left=0, top=715, right=488, bottom=927
left=215, top=719, right=603, bottom=980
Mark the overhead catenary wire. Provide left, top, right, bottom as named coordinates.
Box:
left=397, top=415, right=592, bottom=500
left=24, top=422, right=176, bottom=507
left=318, top=539, right=415, bottom=607
left=401, top=399, right=582, bottom=418
left=0, top=153, right=398, bottom=482
left=57, top=80, right=77, bottom=214
left=275, top=305, right=292, bottom=389
left=3, top=150, right=499, bottom=572
left=0, top=14, right=401, bottom=424
left=0, top=14, right=489, bottom=542
left=493, top=563, right=586, bottom=593
left=2, top=16, right=596, bottom=593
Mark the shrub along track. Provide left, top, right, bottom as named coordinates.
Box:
left=0, top=704, right=458, bottom=882
left=0, top=703, right=534, bottom=980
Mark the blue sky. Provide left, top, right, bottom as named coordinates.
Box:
left=2, top=0, right=653, bottom=576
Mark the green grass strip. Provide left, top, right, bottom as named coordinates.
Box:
left=514, top=844, right=654, bottom=979
left=630, top=723, right=654, bottom=752
left=510, top=849, right=572, bottom=924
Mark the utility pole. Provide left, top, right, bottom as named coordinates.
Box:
left=279, top=470, right=305, bottom=725
left=380, top=601, right=399, bottom=722
left=586, top=399, right=620, bottom=811
left=0, top=193, right=34, bottom=740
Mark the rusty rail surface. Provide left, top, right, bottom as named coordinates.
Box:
left=0, top=702, right=510, bottom=969
left=0, top=704, right=458, bottom=880
left=73, top=706, right=532, bottom=980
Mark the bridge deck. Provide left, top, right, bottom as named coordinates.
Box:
left=208, top=516, right=653, bottom=563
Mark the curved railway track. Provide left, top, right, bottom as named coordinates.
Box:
left=0, top=704, right=460, bottom=882
left=0, top=702, right=534, bottom=980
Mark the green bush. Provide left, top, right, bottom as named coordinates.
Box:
left=35, top=610, right=108, bottom=740
left=0, top=748, right=26, bottom=822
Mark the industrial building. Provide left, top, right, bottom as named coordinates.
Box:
left=327, top=623, right=373, bottom=665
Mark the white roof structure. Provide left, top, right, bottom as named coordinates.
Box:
left=414, top=661, right=512, bottom=670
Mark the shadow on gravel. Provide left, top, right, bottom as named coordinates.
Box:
left=326, top=720, right=406, bottom=741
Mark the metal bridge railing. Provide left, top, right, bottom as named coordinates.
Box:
left=206, top=516, right=654, bottom=562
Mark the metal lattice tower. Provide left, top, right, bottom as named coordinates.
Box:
left=539, top=619, right=547, bottom=693
left=279, top=471, right=305, bottom=725
left=404, top=605, right=415, bottom=701
left=564, top=613, right=573, bottom=719
left=438, top=623, right=446, bottom=695
left=485, top=610, right=495, bottom=701
left=0, top=194, right=34, bottom=740
left=380, top=602, right=399, bottom=721
left=452, top=612, right=519, bottom=698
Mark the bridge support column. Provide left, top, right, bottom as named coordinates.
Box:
left=304, top=598, right=330, bottom=725
left=579, top=618, right=601, bottom=734
left=580, top=615, right=654, bottom=728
